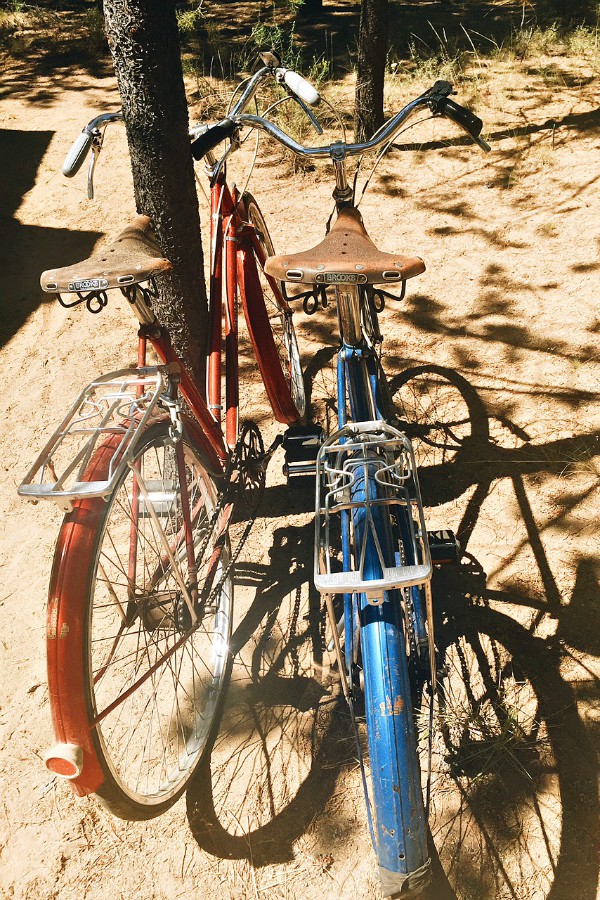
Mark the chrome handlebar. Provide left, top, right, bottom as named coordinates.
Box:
left=191, top=76, right=490, bottom=175
left=237, top=94, right=430, bottom=159
left=62, top=67, right=489, bottom=201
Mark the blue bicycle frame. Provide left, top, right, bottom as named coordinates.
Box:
left=336, top=336, right=431, bottom=895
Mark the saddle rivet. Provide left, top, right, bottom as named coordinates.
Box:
left=355, top=264, right=365, bottom=270
left=317, top=264, right=325, bottom=271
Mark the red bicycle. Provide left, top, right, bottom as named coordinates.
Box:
left=19, top=59, right=308, bottom=819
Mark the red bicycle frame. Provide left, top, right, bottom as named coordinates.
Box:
left=135, top=173, right=288, bottom=471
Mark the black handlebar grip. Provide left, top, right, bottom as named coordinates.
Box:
left=439, top=97, right=483, bottom=139
left=191, top=120, right=237, bottom=160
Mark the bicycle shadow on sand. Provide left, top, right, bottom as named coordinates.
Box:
left=186, top=519, right=353, bottom=866
left=187, top=363, right=598, bottom=899
left=389, top=364, right=599, bottom=899
left=424, top=561, right=599, bottom=900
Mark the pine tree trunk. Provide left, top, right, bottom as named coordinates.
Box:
left=299, top=0, right=323, bottom=19
left=354, top=0, right=388, bottom=142
left=104, top=0, right=208, bottom=387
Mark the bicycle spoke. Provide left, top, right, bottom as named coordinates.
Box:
left=66, top=423, right=234, bottom=810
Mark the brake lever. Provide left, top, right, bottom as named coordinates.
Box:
left=287, top=90, right=323, bottom=135
left=87, top=129, right=104, bottom=199
left=423, top=80, right=455, bottom=114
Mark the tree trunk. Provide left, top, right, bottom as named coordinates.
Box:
left=299, top=0, right=323, bottom=19
left=103, top=0, right=208, bottom=387
left=354, top=0, right=388, bottom=142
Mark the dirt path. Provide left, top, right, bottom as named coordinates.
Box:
left=1, top=46, right=599, bottom=900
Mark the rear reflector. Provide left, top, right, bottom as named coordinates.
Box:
left=44, top=743, right=84, bottom=779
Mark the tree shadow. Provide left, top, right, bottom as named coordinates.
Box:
left=0, top=128, right=101, bottom=348
left=0, top=5, right=112, bottom=104
left=394, top=286, right=595, bottom=369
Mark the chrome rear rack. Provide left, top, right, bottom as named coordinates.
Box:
left=19, top=365, right=176, bottom=511
left=314, top=420, right=432, bottom=604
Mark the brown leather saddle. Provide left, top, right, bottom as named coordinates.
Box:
left=264, top=207, right=425, bottom=287
left=40, top=215, right=171, bottom=294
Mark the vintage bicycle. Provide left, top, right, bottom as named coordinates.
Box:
left=19, top=55, right=489, bottom=898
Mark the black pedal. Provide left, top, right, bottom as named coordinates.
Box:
left=427, top=529, right=460, bottom=565
left=282, top=425, right=325, bottom=483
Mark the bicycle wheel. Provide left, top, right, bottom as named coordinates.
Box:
left=46, top=419, right=233, bottom=820
left=240, top=193, right=306, bottom=423
left=303, top=343, right=338, bottom=432
left=391, top=365, right=488, bottom=467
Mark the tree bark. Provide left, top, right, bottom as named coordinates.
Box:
left=354, top=0, right=388, bottom=143
left=103, top=0, right=208, bottom=387
left=299, top=0, right=323, bottom=19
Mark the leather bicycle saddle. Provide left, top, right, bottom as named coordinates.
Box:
left=264, top=207, right=425, bottom=286
left=40, top=215, right=172, bottom=294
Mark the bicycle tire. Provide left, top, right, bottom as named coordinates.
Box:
left=46, top=418, right=233, bottom=820
left=239, top=193, right=306, bottom=423
left=351, top=461, right=431, bottom=898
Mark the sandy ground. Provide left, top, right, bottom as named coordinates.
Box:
left=1, top=46, right=599, bottom=900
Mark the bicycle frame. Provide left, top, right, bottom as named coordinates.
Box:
left=206, top=175, right=288, bottom=448
left=134, top=174, right=277, bottom=469
left=322, top=278, right=433, bottom=884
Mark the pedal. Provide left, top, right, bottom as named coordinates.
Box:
left=282, top=425, right=325, bottom=483
left=427, top=529, right=460, bottom=565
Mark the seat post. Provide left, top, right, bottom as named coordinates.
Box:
left=337, top=284, right=363, bottom=346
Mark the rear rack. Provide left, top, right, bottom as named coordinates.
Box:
left=18, top=366, right=176, bottom=511
left=314, top=420, right=432, bottom=604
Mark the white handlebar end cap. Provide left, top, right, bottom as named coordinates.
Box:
left=283, top=70, right=321, bottom=106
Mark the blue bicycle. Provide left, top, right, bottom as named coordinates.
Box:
left=190, top=65, right=489, bottom=897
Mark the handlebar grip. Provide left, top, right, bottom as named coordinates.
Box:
left=282, top=70, right=321, bottom=107
left=191, top=119, right=237, bottom=160
left=62, top=131, right=94, bottom=177
left=439, top=97, right=490, bottom=152
left=440, top=97, right=482, bottom=138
